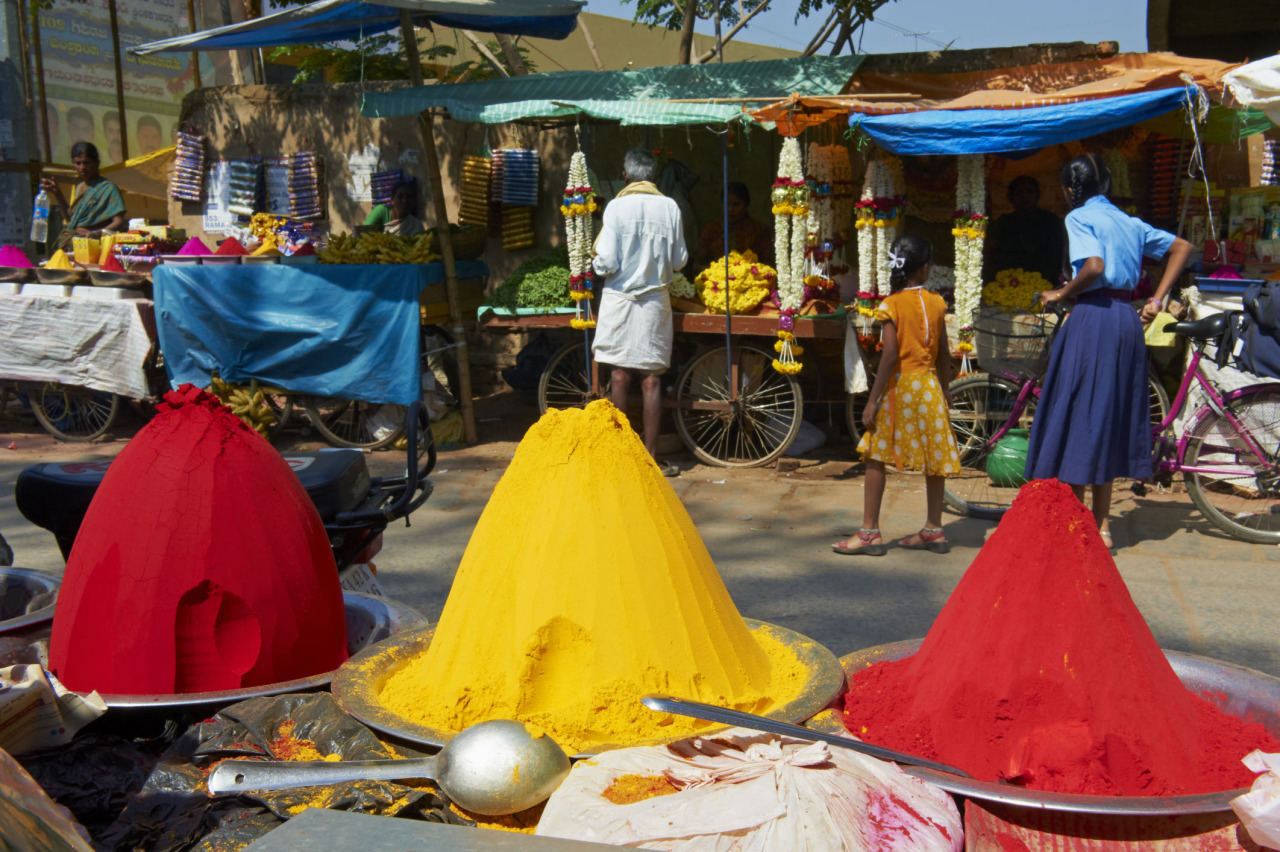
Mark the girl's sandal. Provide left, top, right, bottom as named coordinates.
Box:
left=899, top=527, right=950, bottom=554
left=1100, top=530, right=1115, bottom=553
left=833, top=529, right=885, bottom=556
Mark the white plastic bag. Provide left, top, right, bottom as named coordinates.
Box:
left=844, top=317, right=869, bottom=394
left=1231, top=750, right=1280, bottom=848
left=537, top=728, right=962, bottom=852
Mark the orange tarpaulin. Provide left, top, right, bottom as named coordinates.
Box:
left=753, top=53, right=1239, bottom=137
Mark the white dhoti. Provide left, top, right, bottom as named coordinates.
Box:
left=591, top=287, right=673, bottom=373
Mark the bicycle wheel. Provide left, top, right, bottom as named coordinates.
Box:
left=302, top=397, right=403, bottom=450
left=30, top=383, right=120, bottom=441
left=1184, top=389, right=1280, bottom=543
left=674, top=344, right=803, bottom=468
left=1148, top=373, right=1171, bottom=435
left=943, top=374, right=1036, bottom=520
left=846, top=391, right=869, bottom=446
left=537, top=343, right=611, bottom=414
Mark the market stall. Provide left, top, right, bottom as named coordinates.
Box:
left=361, top=56, right=864, bottom=466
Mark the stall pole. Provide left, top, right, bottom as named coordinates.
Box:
left=721, top=128, right=735, bottom=401
left=107, top=0, right=130, bottom=162
left=187, top=0, right=203, bottom=89
left=30, top=4, right=50, bottom=163
left=402, top=11, right=478, bottom=443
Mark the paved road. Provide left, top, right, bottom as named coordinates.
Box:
left=4, top=394, right=1279, bottom=679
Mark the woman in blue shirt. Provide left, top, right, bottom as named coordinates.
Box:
left=1028, top=154, right=1192, bottom=549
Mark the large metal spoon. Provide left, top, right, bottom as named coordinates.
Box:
left=642, top=695, right=973, bottom=778
left=207, top=719, right=570, bottom=815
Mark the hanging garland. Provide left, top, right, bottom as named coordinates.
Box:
left=952, top=154, right=987, bottom=355
left=853, top=159, right=904, bottom=327
left=771, top=137, right=807, bottom=375
left=562, top=150, right=598, bottom=330
left=803, top=144, right=848, bottom=301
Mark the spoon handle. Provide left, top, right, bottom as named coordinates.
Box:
left=208, top=755, right=439, bottom=795
left=641, top=695, right=973, bottom=779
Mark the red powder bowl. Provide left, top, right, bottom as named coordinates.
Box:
left=49, top=384, right=347, bottom=695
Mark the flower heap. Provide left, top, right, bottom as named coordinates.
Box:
left=983, top=268, right=1050, bottom=312
left=803, top=144, right=851, bottom=301
left=249, top=213, right=289, bottom=250
left=952, top=154, right=987, bottom=354
left=853, top=159, right=904, bottom=323
left=696, top=251, right=776, bottom=315
left=561, top=151, right=599, bottom=331
left=771, top=137, right=808, bottom=374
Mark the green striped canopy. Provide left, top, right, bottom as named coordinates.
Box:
left=360, top=55, right=864, bottom=126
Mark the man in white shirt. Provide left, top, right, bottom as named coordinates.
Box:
left=592, top=149, right=688, bottom=476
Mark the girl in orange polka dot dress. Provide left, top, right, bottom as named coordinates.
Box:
left=834, top=235, right=961, bottom=556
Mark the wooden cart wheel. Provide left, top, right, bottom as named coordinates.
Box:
left=302, top=397, right=403, bottom=450
left=537, top=343, right=612, bottom=414
left=30, top=383, right=120, bottom=442
left=673, top=344, right=803, bottom=467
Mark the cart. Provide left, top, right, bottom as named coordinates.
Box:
left=480, top=307, right=851, bottom=467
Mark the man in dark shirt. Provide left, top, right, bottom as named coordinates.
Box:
left=987, top=176, right=1066, bottom=286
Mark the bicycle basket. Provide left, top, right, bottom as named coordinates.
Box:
left=974, top=307, right=1054, bottom=380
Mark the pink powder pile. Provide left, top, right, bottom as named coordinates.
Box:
left=0, top=245, right=34, bottom=268
left=176, top=237, right=211, bottom=256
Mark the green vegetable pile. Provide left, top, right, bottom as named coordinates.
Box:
left=487, top=248, right=573, bottom=311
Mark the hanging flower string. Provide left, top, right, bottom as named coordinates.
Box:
left=562, top=150, right=598, bottom=330
left=772, top=137, right=807, bottom=375
left=952, top=154, right=987, bottom=357
left=803, top=143, right=838, bottom=301
left=853, top=159, right=904, bottom=326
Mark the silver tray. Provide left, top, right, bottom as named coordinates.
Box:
left=812, top=639, right=1280, bottom=815
left=0, top=267, right=34, bottom=283
left=332, top=618, right=845, bottom=758
left=0, top=567, right=60, bottom=635
left=99, top=592, right=427, bottom=710
left=36, top=268, right=88, bottom=285
left=89, top=269, right=150, bottom=288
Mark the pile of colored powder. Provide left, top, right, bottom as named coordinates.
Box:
left=288, top=242, right=316, bottom=257
left=49, top=384, right=347, bottom=695
left=215, top=237, right=248, bottom=256
left=0, top=245, right=33, bottom=268
left=100, top=253, right=125, bottom=273
left=250, top=243, right=282, bottom=257
left=176, top=237, right=210, bottom=256
left=45, top=250, right=73, bottom=270
left=379, top=400, right=808, bottom=754
left=601, top=774, right=680, bottom=805
left=840, top=478, right=1280, bottom=796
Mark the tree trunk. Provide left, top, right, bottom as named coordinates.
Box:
left=677, top=0, right=697, bottom=64
left=495, top=34, right=529, bottom=75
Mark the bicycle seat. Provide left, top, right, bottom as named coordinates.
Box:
left=1167, top=312, right=1230, bottom=343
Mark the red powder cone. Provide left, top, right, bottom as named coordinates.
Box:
left=100, top=253, right=125, bottom=273
left=49, top=384, right=347, bottom=695
left=842, top=478, right=1277, bottom=796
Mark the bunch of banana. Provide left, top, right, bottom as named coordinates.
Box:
left=407, top=232, right=439, bottom=264
left=319, top=232, right=440, bottom=265
left=208, top=376, right=277, bottom=439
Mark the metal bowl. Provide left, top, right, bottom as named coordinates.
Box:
left=0, top=567, right=60, bottom=636
left=36, top=268, right=88, bottom=285
left=98, top=592, right=428, bottom=711
left=89, top=270, right=150, bottom=288
left=332, top=618, right=845, bottom=758
left=814, top=639, right=1280, bottom=815
left=0, top=266, right=34, bottom=283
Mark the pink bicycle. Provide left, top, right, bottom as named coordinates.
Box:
left=945, top=309, right=1280, bottom=543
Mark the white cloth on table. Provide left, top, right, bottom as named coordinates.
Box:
left=591, top=186, right=687, bottom=373
left=592, top=287, right=674, bottom=373
left=0, top=294, right=152, bottom=398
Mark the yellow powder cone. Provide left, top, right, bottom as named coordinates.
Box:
left=380, top=400, right=804, bottom=752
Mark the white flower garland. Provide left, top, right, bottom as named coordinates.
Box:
left=952, top=154, right=987, bottom=344
left=563, top=150, right=598, bottom=329
left=771, top=137, right=807, bottom=374
left=855, top=160, right=901, bottom=300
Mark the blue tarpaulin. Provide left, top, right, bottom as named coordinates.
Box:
left=849, top=88, right=1191, bottom=156
left=155, top=262, right=484, bottom=404
left=130, top=0, right=583, bottom=55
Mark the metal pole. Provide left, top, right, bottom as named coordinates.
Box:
left=107, top=0, right=129, bottom=161
left=722, top=127, right=732, bottom=394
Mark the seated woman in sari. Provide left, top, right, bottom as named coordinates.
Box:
left=362, top=180, right=424, bottom=237
left=41, top=142, right=127, bottom=253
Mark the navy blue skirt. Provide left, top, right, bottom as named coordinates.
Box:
left=1025, top=293, right=1152, bottom=484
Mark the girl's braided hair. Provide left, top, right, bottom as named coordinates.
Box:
left=888, top=234, right=933, bottom=292
left=1060, top=153, right=1111, bottom=210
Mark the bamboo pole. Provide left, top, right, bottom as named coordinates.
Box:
left=188, top=0, right=203, bottom=88
left=402, top=12, right=478, bottom=443
left=107, top=0, right=130, bottom=161
left=30, top=3, right=50, bottom=163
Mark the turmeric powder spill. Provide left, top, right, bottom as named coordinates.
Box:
left=379, top=400, right=807, bottom=753
left=601, top=774, right=680, bottom=805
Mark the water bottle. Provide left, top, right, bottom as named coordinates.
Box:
left=30, top=189, right=50, bottom=244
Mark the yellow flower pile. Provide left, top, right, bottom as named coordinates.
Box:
left=695, top=251, right=776, bottom=315
left=982, top=268, right=1050, bottom=312
left=250, top=213, right=289, bottom=249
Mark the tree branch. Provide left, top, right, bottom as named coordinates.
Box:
left=693, top=0, right=773, bottom=63
left=801, top=5, right=840, bottom=56
left=495, top=33, right=529, bottom=75
left=578, top=17, right=606, bottom=71
left=461, top=30, right=510, bottom=77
